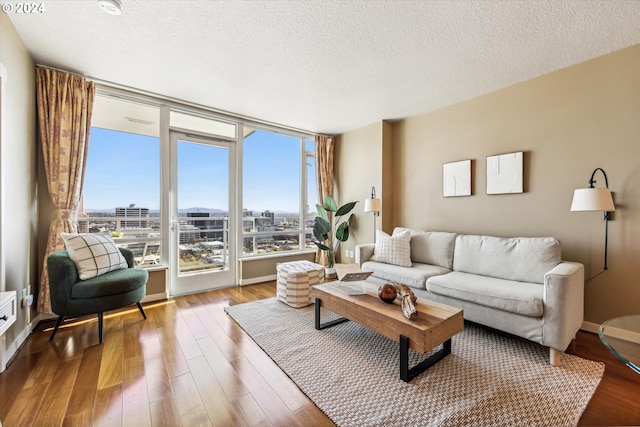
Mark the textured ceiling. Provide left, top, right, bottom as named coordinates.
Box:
left=7, top=0, right=640, bottom=134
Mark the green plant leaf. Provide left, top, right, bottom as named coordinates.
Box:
left=316, top=204, right=329, bottom=222
left=314, top=216, right=330, bottom=235
left=335, top=221, right=350, bottom=242
left=323, top=195, right=338, bottom=212
left=313, top=226, right=327, bottom=243
left=313, top=241, right=330, bottom=251
left=313, top=218, right=330, bottom=245
left=335, top=201, right=357, bottom=217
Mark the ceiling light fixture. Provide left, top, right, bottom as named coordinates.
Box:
left=98, top=0, right=122, bottom=16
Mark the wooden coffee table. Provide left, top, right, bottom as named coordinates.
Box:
left=311, top=282, right=463, bottom=382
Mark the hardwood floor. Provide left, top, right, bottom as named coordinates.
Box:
left=1, top=282, right=638, bottom=426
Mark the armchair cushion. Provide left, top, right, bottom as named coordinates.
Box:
left=71, top=267, right=148, bottom=299
left=61, top=233, right=128, bottom=280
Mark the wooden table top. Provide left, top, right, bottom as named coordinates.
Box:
left=311, top=282, right=463, bottom=354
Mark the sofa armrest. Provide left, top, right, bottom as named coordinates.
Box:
left=542, top=261, right=584, bottom=351
left=355, top=244, right=375, bottom=266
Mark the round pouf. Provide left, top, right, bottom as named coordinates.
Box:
left=276, top=260, right=325, bottom=308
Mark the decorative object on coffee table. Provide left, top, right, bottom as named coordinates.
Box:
left=378, top=283, right=397, bottom=303
left=392, top=283, right=418, bottom=320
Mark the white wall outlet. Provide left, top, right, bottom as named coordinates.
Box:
left=22, top=288, right=28, bottom=299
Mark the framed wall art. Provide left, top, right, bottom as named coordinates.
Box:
left=443, top=159, right=471, bottom=197
left=486, top=151, right=523, bottom=194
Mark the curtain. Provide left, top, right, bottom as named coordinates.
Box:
left=314, top=134, right=335, bottom=265
left=36, top=66, right=95, bottom=313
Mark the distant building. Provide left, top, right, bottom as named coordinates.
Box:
left=187, top=212, right=225, bottom=240
left=262, top=210, right=275, bottom=223
left=116, top=205, right=149, bottom=228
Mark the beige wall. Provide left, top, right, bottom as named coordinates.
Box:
left=335, top=120, right=396, bottom=261
left=335, top=122, right=382, bottom=262
left=0, top=13, right=38, bottom=347
left=339, top=44, right=640, bottom=325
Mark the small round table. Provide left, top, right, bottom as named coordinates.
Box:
left=598, top=314, right=640, bottom=374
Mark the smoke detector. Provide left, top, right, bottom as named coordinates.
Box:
left=98, top=0, right=122, bottom=16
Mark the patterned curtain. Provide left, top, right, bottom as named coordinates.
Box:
left=314, top=134, right=335, bottom=265
left=36, top=66, right=95, bottom=313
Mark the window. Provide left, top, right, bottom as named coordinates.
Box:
left=84, top=90, right=317, bottom=269
left=241, top=127, right=316, bottom=256
left=83, top=95, right=161, bottom=266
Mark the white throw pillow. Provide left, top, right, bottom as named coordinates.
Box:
left=61, top=233, right=128, bottom=280
left=370, top=229, right=412, bottom=267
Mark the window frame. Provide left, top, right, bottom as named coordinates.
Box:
left=239, top=124, right=317, bottom=258
left=87, top=86, right=317, bottom=269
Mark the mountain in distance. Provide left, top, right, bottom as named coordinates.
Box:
left=178, top=207, right=228, bottom=215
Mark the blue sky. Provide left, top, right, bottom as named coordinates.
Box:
left=84, top=128, right=316, bottom=213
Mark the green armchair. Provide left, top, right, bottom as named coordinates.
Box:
left=47, top=247, right=148, bottom=344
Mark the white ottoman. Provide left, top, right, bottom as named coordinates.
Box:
left=276, top=260, right=325, bottom=308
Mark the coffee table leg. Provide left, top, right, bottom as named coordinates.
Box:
left=400, top=336, right=452, bottom=382
left=315, top=298, right=349, bottom=330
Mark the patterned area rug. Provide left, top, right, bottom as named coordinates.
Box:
left=225, top=298, right=604, bottom=427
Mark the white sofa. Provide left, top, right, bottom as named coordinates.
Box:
left=355, top=227, right=584, bottom=366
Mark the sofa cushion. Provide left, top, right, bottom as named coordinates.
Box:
left=362, top=260, right=451, bottom=290
left=370, top=229, right=412, bottom=267
left=426, top=271, right=544, bottom=317
left=394, top=228, right=456, bottom=269
left=453, top=235, right=561, bottom=284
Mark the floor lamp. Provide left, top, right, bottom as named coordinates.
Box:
left=570, top=168, right=616, bottom=271
left=364, top=187, right=381, bottom=243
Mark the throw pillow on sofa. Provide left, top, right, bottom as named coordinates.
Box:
left=393, top=228, right=456, bottom=269
left=61, top=232, right=129, bottom=280
left=370, top=229, right=412, bottom=267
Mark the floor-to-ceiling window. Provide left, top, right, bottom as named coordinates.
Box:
left=83, top=89, right=316, bottom=293
left=241, top=127, right=317, bottom=256
left=84, top=95, right=161, bottom=267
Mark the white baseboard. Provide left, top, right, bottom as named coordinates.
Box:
left=240, top=274, right=276, bottom=286
left=141, top=293, right=168, bottom=304
left=581, top=321, right=600, bottom=334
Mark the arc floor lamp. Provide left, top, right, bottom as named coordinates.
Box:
left=364, top=187, right=381, bottom=243
left=570, top=168, right=616, bottom=271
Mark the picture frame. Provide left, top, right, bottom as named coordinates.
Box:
left=443, top=159, right=471, bottom=197
left=486, top=151, right=523, bottom=194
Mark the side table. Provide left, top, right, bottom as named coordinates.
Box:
left=598, top=314, right=640, bottom=374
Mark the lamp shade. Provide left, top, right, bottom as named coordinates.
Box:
left=364, top=198, right=381, bottom=213
left=570, top=188, right=615, bottom=212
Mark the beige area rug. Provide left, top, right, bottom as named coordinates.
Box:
left=225, top=298, right=604, bottom=427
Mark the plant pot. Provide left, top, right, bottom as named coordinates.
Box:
left=325, top=266, right=337, bottom=279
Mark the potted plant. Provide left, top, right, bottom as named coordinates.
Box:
left=312, top=196, right=357, bottom=277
